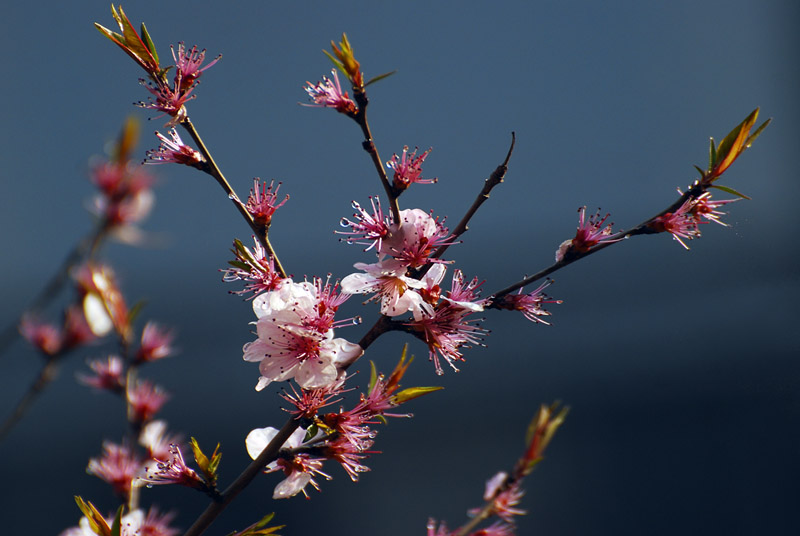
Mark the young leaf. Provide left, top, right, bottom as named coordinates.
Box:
left=710, top=184, right=751, bottom=200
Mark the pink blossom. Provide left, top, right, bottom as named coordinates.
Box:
left=380, top=208, right=455, bottom=268
left=60, top=508, right=178, bottom=536
left=19, top=315, right=62, bottom=356
left=139, top=419, right=182, bottom=461
left=246, top=426, right=330, bottom=499
left=87, top=441, right=143, bottom=498
left=386, top=146, right=437, bottom=190
left=222, top=238, right=286, bottom=298
left=494, top=280, right=561, bottom=325
left=406, top=270, right=488, bottom=374
left=303, top=69, right=357, bottom=115
left=470, top=471, right=526, bottom=523
left=555, top=206, right=624, bottom=262
left=649, top=197, right=705, bottom=249
left=687, top=191, right=739, bottom=226
left=127, top=380, right=169, bottom=422
left=138, top=78, right=192, bottom=126
left=136, top=322, right=175, bottom=363
left=245, top=178, right=289, bottom=226
left=171, top=42, right=220, bottom=91
left=78, top=355, right=125, bottom=392
left=61, top=306, right=96, bottom=349
left=140, top=444, right=205, bottom=489
left=338, top=197, right=392, bottom=252
left=243, top=280, right=362, bottom=390
left=340, top=259, right=429, bottom=317
left=145, top=129, right=204, bottom=166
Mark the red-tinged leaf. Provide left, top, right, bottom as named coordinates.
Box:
left=710, top=183, right=751, bottom=200
left=116, top=6, right=156, bottom=67
left=74, top=496, right=111, bottom=536
left=392, top=386, right=443, bottom=405
left=714, top=108, right=759, bottom=175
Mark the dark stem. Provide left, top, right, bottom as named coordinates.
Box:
left=0, top=221, right=109, bottom=361
left=0, top=357, right=60, bottom=441
left=182, top=418, right=300, bottom=536
left=490, top=188, right=697, bottom=300
left=432, top=132, right=516, bottom=263
left=180, top=118, right=287, bottom=278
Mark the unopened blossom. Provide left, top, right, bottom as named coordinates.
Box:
left=87, top=441, right=143, bottom=498
left=246, top=426, right=330, bottom=499
left=78, top=355, right=125, bottom=392
left=648, top=197, right=704, bottom=249
left=243, top=279, right=362, bottom=390
left=127, top=380, right=169, bottom=423
left=380, top=208, right=455, bottom=268
left=140, top=444, right=205, bottom=489
left=19, top=315, right=62, bottom=356
left=338, top=197, right=392, bottom=252
left=494, top=280, right=561, bottom=325
left=387, top=146, right=437, bottom=190
left=555, top=206, right=624, bottom=262
left=245, top=178, right=289, bottom=226
left=136, top=322, right=175, bottom=363
left=222, top=238, right=286, bottom=298
left=145, top=129, right=204, bottom=167
left=303, top=69, right=357, bottom=114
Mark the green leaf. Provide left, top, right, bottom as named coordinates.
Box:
left=364, top=70, right=397, bottom=87
left=140, top=23, right=159, bottom=65
left=391, top=386, right=443, bottom=405
left=693, top=165, right=706, bottom=177
left=708, top=137, right=717, bottom=170
left=110, top=506, right=124, bottom=536
left=745, top=117, right=772, bottom=148
left=368, top=360, right=378, bottom=393
left=710, top=184, right=751, bottom=200
left=322, top=50, right=345, bottom=75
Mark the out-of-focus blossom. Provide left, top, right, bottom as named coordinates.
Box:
left=243, top=280, right=362, bottom=390
left=303, top=69, right=357, bottom=115
left=60, top=507, right=178, bottom=536
left=246, top=426, right=329, bottom=499
left=469, top=472, right=526, bottom=523
left=338, top=197, right=392, bottom=252
left=222, top=238, right=286, bottom=298
left=75, top=264, right=130, bottom=339
left=139, top=419, right=182, bottom=461
left=127, top=380, right=169, bottom=423
left=245, top=179, right=289, bottom=226
left=136, top=322, right=175, bottom=363
left=145, top=129, right=204, bottom=167
left=493, top=280, right=561, bottom=325
left=87, top=441, right=143, bottom=498
left=387, top=146, right=437, bottom=190
left=555, top=206, right=623, bottom=262
left=78, top=355, right=125, bottom=392
left=19, top=315, right=62, bottom=356
left=61, top=305, right=97, bottom=349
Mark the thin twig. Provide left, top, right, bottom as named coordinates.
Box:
left=0, top=358, right=60, bottom=441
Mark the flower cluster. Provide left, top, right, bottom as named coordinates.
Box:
left=242, top=278, right=362, bottom=391
left=248, top=352, right=430, bottom=498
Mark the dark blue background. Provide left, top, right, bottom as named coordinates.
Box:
left=1, top=1, right=798, bottom=534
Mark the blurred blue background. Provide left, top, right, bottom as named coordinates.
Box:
left=1, top=1, right=798, bottom=534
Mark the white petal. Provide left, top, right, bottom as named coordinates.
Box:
left=245, top=426, right=279, bottom=460
left=83, top=293, right=113, bottom=336
left=273, top=472, right=312, bottom=499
